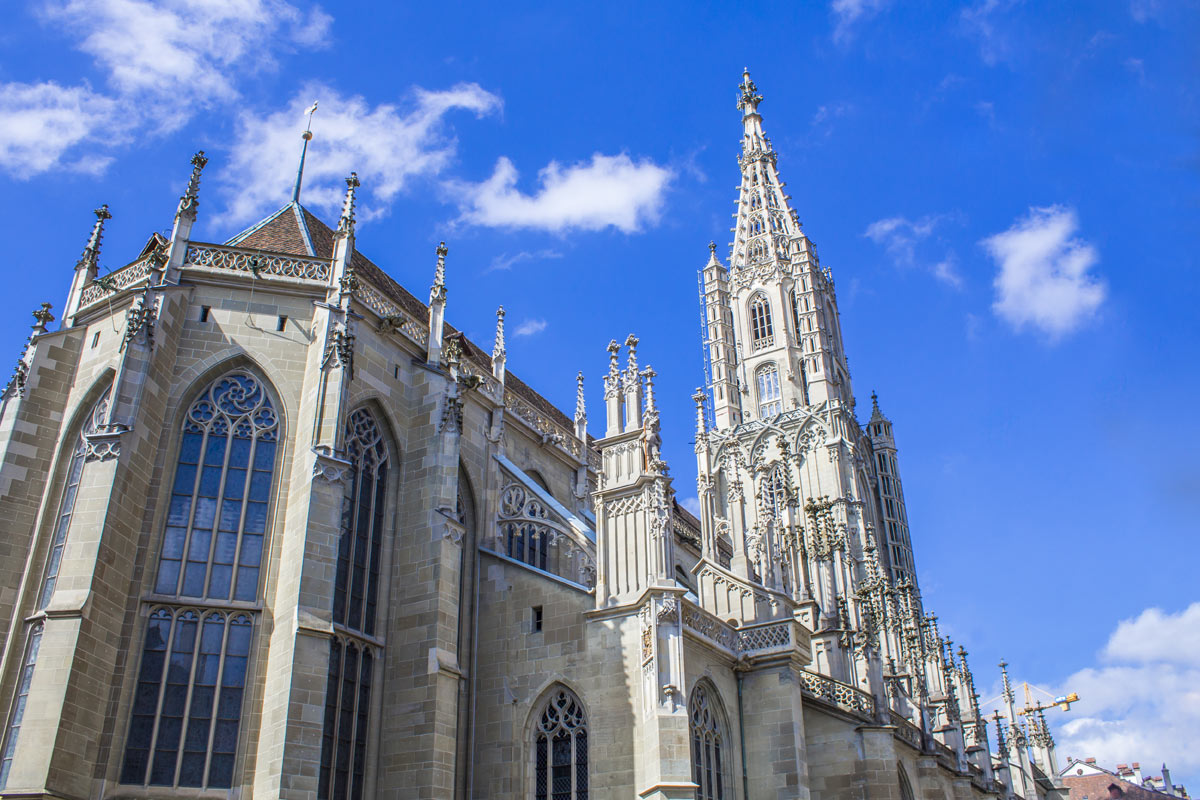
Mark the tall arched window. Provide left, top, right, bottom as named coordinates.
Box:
left=333, top=408, right=389, bottom=636
left=122, top=370, right=278, bottom=790
left=690, top=683, right=730, bottom=800
left=0, top=622, right=43, bottom=787
left=320, top=407, right=391, bottom=800
left=756, top=363, right=782, bottom=418
left=749, top=294, right=774, bottom=350
left=533, top=688, right=588, bottom=800
left=39, top=386, right=110, bottom=609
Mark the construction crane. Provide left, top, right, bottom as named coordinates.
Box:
left=1017, top=682, right=1080, bottom=715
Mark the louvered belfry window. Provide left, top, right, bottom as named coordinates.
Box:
left=319, top=407, right=390, bottom=800
left=122, top=371, right=278, bottom=790
left=534, top=689, right=588, bottom=800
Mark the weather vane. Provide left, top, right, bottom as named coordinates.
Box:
left=292, top=100, right=319, bottom=203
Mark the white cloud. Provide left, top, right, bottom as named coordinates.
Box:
left=513, top=318, right=547, bottom=337
left=1129, top=0, right=1162, bottom=22
left=487, top=249, right=564, bottom=273
left=219, top=83, right=501, bottom=224
left=680, top=496, right=702, bottom=517
left=1, top=0, right=332, bottom=175
left=960, top=0, right=1017, bottom=65
left=830, top=0, right=890, bottom=41
left=451, top=153, right=673, bottom=233
left=983, top=205, right=1105, bottom=338
left=0, top=82, right=118, bottom=177
left=811, top=103, right=853, bottom=137
left=864, top=214, right=962, bottom=287
left=1055, top=603, right=1200, bottom=780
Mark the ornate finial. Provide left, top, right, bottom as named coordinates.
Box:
left=178, top=150, right=208, bottom=213
left=708, top=240, right=716, bottom=254
left=692, top=388, right=707, bottom=435
left=77, top=205, right=111, bottom=273
left=31, top=303, right=54, bottom=333
left=492, top=305, right=506, bottom=363
left=430, top=242, right=448, bottom=302
left=999, top=659, right=1014, bottom=702
left=624, top=333, right=639, bottom=374
left=738, top=68, right=762, bottom=112
left=642, top=366, right=657, bottom=413
left=338, top=172, right=360, bottom=234
left=575, top=371, right=586, bottom=425
left=292, top=100, right=319, bottom=203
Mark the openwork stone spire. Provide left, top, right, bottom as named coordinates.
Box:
left=492, top=306, right=506, bottom=365
left=574, top=371, right=586, bottom=428
left=430, top=242, right=448, bottom=303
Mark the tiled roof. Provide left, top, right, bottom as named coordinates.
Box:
left=220, top=203, right=579, bottom=439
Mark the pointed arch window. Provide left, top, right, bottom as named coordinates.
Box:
left=123, top=370, right=279, bottom=790
left=690, top=683, right=730, bottom=800
left=0, top=622, right=43, bottom=787
left=320, top=407, right=392, bottom=800
left=152, top=373, right=278, bottom=602
left=533, top=688, right=588, bottom=800
left=756, top=363, right=782, bottom=419
left=39, top=387, right=110, bottom=609
left=748, top=294, right=774, bottom=350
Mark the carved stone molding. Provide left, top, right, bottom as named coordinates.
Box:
left=312, top=449, right=353, bottom=484
left=83, top=427, right=124, bottom=462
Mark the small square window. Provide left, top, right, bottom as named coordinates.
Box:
left=199, top=306, right=211, bottom=322
left=276, top=315, right=287, bottom=332
left=531, top=606, right=543, bottom=633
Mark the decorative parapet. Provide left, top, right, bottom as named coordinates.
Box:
left=680, top=600, right=808, bottom=665
left=184, top=243, right=330, bottom=283
left=799, top=668, right=875, bottom=718
left=77, top=255, right=154, bottom=311
left=359, top=283, right=429, bottom=347
left=503, top=387, right=584, bottom=461
left=890, top=709, right=924, bottom=750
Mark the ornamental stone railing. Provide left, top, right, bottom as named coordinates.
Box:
left=799, top=669, right=875, bottom=717
left=737, top=620, right=793, bottom=654
left=889, top=709, right=923, bottom=750
left=185, top=243, right=330, bottom=283
left=503, top=387, right=584, bottom=461
left=681, top=601, right=740, bottom=653
left=680, top=600, right=803, bottom=664
left=77, top=255, right=154, bottom=310
left=357, top=282, right=429, bottom=347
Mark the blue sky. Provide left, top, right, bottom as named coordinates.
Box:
left=2, top=0, right=1198, bottom=783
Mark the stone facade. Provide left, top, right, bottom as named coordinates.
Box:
left=0, top=73, right=1059, bottom=800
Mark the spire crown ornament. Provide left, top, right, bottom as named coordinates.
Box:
left=738, top=68, right=762, bottom=114
left=492, top=305, right=506, bottom=363
left=338, top=172, right=360, bottom=234
left=77, top=205, right=111, bottom=273
left=179, top=150, right=208, bottom=213
left=31, top=303, right=54, bottom=333
left=430, top=242, right=448, bottom=303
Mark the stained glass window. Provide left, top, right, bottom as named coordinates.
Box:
left=0, top=622, right=43, bottom=787
left=690, top=684, right=729, bottom=800
left=533, top=689, right=587, bottom=800
left=333, top=408, right=388, bottom=636
left=756, top=363, right=782, bottom=418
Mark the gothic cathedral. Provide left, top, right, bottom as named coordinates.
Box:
left=0, top=72, right=1059, bottom=800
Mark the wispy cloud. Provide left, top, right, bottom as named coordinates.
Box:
left=864, top=214, right=963, bottom=287
left=960, top=0, right=1019, bottom=65
left=0, top=0, right=332, bottom=177
left=1055, top=603, right=1200, bottom=779
left=811, top=103, right=853, bottom=137
left=830, top=0, right=890, bottom=42
left=487, top=249, right=564, bottom=273
left=220, top=83, right=501, bottom=224
left=451, top=153, right=673, bottom=234
left=983, top=205, right=1105, bottom=339
left=1129, top=0, right=1162, bottom=23
left=513, top=318, right=548, bottom=337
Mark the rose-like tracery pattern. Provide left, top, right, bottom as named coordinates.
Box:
left=534, top=689, right=588, bottom=800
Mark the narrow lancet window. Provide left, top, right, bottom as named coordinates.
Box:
left=690, top=683, right=730, bottom=800
left=749, top=294, right=774, bottom=350
left=756, top=363, right=782, bottom=418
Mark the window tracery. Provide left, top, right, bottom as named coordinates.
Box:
left=494, top=482, right=595, bottom=589
left=756, top=363, right=782, bottom=418
left=123, top=370, right=278, bottom=790
left=748, top=294, right=774, bottom=350
left=533, top=688, right=588, bottom=800
left=0, top=622, right=43, bottom=787
left=689, top=683, right=730, bottom=800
